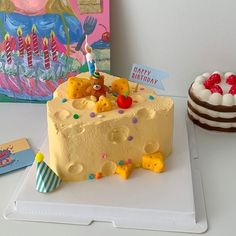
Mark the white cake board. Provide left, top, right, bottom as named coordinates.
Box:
left=3, top=97, right=208, bottom=233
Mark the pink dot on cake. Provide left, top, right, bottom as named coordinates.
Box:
left=90, top=112, right=96, bottom=118
left=118, top=109, right=124, bottom=114
left=127, top=136, right=134, bottom=141
left=132, top=117, right=138, bottom=124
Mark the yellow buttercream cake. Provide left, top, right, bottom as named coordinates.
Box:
left=47, top=72, right=174, bottom=182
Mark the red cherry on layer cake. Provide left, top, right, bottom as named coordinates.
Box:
left=204, top=78, right=215, bottom=89
left=209, top=73, right=221, bottom=84
left=210, top=85, right=223, bottom=95
left=229, top=85, right=236, bottom=95
left=203, top=73, right=221, bottom=89
left=226, top=74, right=236, bottom=85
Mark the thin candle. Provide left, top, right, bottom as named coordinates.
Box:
left=17, top=26, right=24, bottom=57
left=5, top=33, right=12, bottom=64
left=25, top=35, right=33, bottom=68
left=85, top=35, right=97, bottom=75
left=43, top=37, right=50, bottom=70
left=50, top=31, right=57, bottom=62
left=32, top=24, right=39, bottom=56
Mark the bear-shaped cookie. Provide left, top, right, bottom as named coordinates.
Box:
left=86, top=72, right=109, bottom=101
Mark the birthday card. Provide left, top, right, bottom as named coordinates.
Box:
left=0, top=138, right=35, bottom=175
left=0, top=0, right=110, bottom=103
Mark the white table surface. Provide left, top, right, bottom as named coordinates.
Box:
left=0, top=102, right=235, bottom=236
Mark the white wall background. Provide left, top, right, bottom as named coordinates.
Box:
left=110, top=0, right=236, bottom=96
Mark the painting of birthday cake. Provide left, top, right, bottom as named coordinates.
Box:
left=0, top=0, right=110, bottom=102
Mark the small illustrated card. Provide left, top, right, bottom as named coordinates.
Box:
left=129, top=64, right=168, bottom=91
left=0, top=138, right=34, bottom=175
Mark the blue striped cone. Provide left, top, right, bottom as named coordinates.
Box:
left=35, top=152, right=62, bottom=193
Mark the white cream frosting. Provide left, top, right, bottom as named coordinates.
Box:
left=188, top=108, right=236, bottom=129
left=191, top=72, right=236, bottom=106
left=188, top=97, right=236, bottom=119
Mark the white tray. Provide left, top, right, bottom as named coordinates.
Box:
left=3, top=97, right=208, bottom=233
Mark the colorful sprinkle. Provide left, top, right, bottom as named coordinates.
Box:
left=97, top=115, right=104, bottom=118
left=95, top=172, right=103, bottom=179
left=128, top=136, right=134, bottom=141
left=125, top=159, right=132, bottom=164
left=118, top=109, right=124, bottom=114
left=61, top=98, right=67, bottom=103
left=149, top=95, right=155, bottom=101
left=90, top=112, right=96, bottom=118
left=101, top=153, right=108, bottom=160
left=118, top=160, right=125, bottom=166
left=132, top=117, right=138, bottom=124
left=88, top=174, right=95, bottom=180
left=73, top=114, right=80, bottom=119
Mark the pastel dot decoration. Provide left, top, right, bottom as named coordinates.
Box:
left=35, top=152, right=44, bottom=163
left=149, top=95, right=155, bottom=101
left=73, top=114, right=80, bottom=120
left=61, top=98, right=67, bottom=103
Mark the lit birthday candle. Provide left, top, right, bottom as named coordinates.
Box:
left=5, top=33, right=12, bottom=64
left=43, top=37, right=50, bottom=70
left=50, top=31, right=57, bottom=62
left=17, top=26, right=24, bottom=57
left=85, top=35, right=97, bottom=75
left=32, top=24, right=39, bottom=56
left=25, top=35, right=33, bottom=68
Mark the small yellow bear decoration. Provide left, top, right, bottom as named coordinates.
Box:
left=67, top=77, right=91, bottom=99
left=95, top=96, right=112, bottom=113
left=112, top=78, right=130, bottom=96
left=115, top=163, right=133, bottom=179
left=141, top=152, right=165, bottom=173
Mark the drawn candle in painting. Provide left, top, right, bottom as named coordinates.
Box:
left=85, top=35, right=97, bottom=75
left=50, top=31, right=57, bottom=62
left=43, top=37, right=50, bottom=70
left=31, top=24, right=39, bottom=56
left=4, top=33, right=12, bottom=64
left=17, top=26, right=24, bottom=57
left=25, top=35, right=33, bottom=68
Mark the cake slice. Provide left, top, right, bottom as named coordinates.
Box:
left=47, top=72, right=174, bottom=181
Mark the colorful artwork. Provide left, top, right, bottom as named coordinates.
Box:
left=0, top=138, right=35, bottom=175
left=0, top=0, right=110, bottom=103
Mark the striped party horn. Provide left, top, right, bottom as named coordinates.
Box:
left=35, top=152, right=62, bottom=193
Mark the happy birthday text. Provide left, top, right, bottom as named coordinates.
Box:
left=131, top=67, right=158, bottom=85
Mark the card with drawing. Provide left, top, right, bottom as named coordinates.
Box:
left=0, top=138, right=34, bottom=175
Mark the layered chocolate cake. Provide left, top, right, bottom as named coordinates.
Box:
left=188, top=72, right=236, bottom=132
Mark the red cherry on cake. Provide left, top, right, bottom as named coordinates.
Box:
left=204, top=73, right=221, bottom=89
left=204, top=78, right=215, bottom=89
left=229, top=85, right=236, bottom=95
left=210, top=85, right=223, bottom=95
left=117, top=92, right=133, bottom=109
left=209, top=73, right=221, bottom=84
left=226, top=74, right=236, bottom=85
